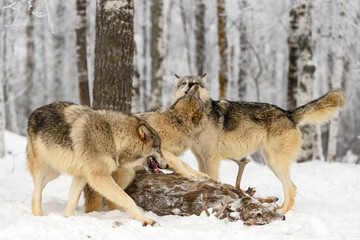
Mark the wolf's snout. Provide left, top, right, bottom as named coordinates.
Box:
left=188, top=82, right=199, bottom=89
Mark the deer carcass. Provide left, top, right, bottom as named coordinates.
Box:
left=125, top=159, right=284, bottom=225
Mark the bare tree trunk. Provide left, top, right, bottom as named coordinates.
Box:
left=217, top=0, right=228, bottom=98
left=150, top=0, right=163, bottom=110
left=238, top=0, right=248, bottom=100
left=195, top=0, right=206, bottom=75
left=131, top=44, right=140, bottom=113
left=0, top=75, right=5, bottom=158
left=0, top=6, right=5, bottom=156
left=297, top=0, right=318, bottom=162
left=321, top=0, right=335, bottom=159
left=287, top=4, right=300, bottom=110
left=327, top=0, right=345, bottom=162
left=54, top=1, right=66, bottom=101
left=3, top=9, right=19, bottom=133
left=141, top=0, right=149, bottom=111
left=180, top=1, right=193, bottom=74
left=92, top=0, right=134, bottom=113
left=76, top=0, right=90, bottom=106
left=25, top=1, right=36, bottom=118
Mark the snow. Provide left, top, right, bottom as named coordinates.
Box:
left=1, top=131, right=360, bottom=240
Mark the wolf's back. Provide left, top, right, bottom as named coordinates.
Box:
left=290, top=91, right=346, bottom=125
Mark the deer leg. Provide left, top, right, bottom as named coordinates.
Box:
left=230, top=157, right=250, bottom=190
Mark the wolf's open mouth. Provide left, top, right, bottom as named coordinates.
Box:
left=147, top=156, right=160, bottom=174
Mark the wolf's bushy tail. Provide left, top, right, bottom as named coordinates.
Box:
left=290, top=90, right=346, bottom=125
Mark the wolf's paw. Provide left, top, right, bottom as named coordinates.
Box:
left=141, top=217, right=157, bottom=227
left=194, top=170, right=210, bottom=179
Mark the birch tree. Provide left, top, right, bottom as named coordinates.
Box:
left=92, top=0, right=134, bottom=112
left=217, top=0, right=228, bottom=98
left=131, top=44, right=140, bottom=113
left=297, top=0, right=318, bottom=162
left=287, top=4, right=300, bottom=110
left=327, top=0, right=345, bottom=162
left=238, top=0, right=248, bottom=100
left=141, top=0, right=149, bottom=111
left=25, top=0, right=36, bottom=118
left=195, top=0, right=206, bottom=75
left=53, top=1, right=66, bottom=101
left=76, top=0, right=90, bottom=106
left=150, top=0, right=163, bottom=110
left=0, top=75, right=5, bottom=158
left=2, top=7, right=19, bottom=133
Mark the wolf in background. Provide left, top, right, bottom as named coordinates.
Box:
left=173, top=74, right=346, bottom=214
left=27, top=102, right=168, bottom=226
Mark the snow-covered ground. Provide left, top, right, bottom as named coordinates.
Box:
left=0, top=131, right=359, bottom=240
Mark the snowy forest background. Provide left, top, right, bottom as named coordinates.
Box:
left=0, top=0, right=359, bottom=163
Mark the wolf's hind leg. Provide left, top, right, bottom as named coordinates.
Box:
left=262, top=129, right=301, bottom=214
left=65, top=176, right=87, bottom=217
left=84, top=184, right=102, bottom=213
left=31, top=164, right=60, bottom=216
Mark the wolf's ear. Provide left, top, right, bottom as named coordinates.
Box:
left=175, top=74, right=180, bottom=84
left=137, top=124, right=152, bottom=142
left=201, top=73, right=207, bottom=83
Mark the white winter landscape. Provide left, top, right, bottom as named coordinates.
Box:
left=0, top=131, right=359, bottom=240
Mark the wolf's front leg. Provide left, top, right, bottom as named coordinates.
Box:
left=162, top=149, right=208, bottom=179
left=87, top=174, right=156, bottom=226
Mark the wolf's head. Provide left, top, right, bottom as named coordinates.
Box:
left=173, top=74, right=211, bottom=103
left=170, top=84, right=206, bottom=126
left=136, top=121, right=168, bottom=174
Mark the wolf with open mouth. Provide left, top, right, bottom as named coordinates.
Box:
left=26, top=102, right=167, bottom=226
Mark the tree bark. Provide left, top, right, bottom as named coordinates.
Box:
left=180, top=1, right=193, bottom=74
left=131, top=44, right=140, bottom=113
left=0, top=74, right=5, bottom=158
left=25, top=1, right=36, bottom=118
left=217, top=0, right=228, bottom=98
left=150, top=0, right=163, bottom=110
left=141, top=0, right=149, bottom=111
left=92, top=0, right=134, bottom=113
left=238, top=0, right=248, bottom=100
left=53, top=1, right=66, bottom=101
left=327, top=0, right=345, bottom=162
left=195, top=0, right=206, bottom=76
left=76, top=0, right=90, bottom=106
left=297, top=0, right=318, bottom=162
left=287, top=4, right=300, bottom=110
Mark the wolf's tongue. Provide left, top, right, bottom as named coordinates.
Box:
left=150, top=159, right=159, bottom=174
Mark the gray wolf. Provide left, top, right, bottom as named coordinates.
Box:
left=173, top=74, right=346, bottom=214
left=84, top=85, right=209, bottom=212
left=26, top=102, right=168, bottom=226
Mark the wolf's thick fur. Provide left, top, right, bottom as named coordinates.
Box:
left=173, top=75, right=346, bottom=214
left=84, top=85, right=209, bottom=212
left=26, top=102, right=168, bottom=225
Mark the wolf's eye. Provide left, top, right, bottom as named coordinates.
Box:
left=181, top=82, right=187, bottom=86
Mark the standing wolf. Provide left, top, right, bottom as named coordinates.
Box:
left=173, top=74, right=346, bottom=214
left=27, top=102, right=168, bottom=226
